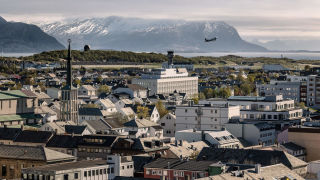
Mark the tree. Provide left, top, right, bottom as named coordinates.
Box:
left=305, top=65, right=311, bottom=71
left=192, top=94, right=199, bottom=105
left=74, top=79, right=81, bottom=86
left=155, top=101, right=168, bottom=118
left=240, top=83, right=252, bottom=96
left=98, top=85, right=111, bottom=95
left=219, top=87, right=231, bottom=98
left=199, top=92, right=206, bottom=100
left=137, top=106, right=150, bottom=119
left=96, top=76, right=103, bottom=83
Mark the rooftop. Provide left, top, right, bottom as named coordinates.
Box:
left=23, top=159, right=107, bottom=172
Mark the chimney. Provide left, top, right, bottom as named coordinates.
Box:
left=179, top=140, right=183, bottom=146
left=255, top=164, right=261, bottom=174
left=167, top=51, right=174, bottom=67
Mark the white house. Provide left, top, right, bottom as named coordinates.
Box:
left=159, top=113, right=176, bottom=137
left=95, top=99, right=117, bottom=113
left=123, top=118, right=163, bottom=138
left=79, top=108, right=104, bottom=123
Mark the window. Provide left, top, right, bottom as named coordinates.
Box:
left=122, top=166, right=125, bottom=170
left=103, top=169, right=106, bottom=174
left=161, top=123, right=165, bottom=126
left=64, top=174, right=69, bottom=180
left=185, top=109, right=188, bottom=113
left=2, top=165, right=6, bottom=177
left=100, top=169, right=103, bottom=175
left=111, top=167, right=114, bottom=173
left=107, top=168, right=110, bottom=174
left=84, top=171, right=87, bottom=177
left=88, top=171, right=91, bottom=176
left=74, top=173, right=78, bottom=179
left=92, top=170, right=95, bottom=176
left=96, top=170, right=99, bottom=175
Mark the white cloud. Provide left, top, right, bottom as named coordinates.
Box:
left=1, top=0, right=320, bottom=42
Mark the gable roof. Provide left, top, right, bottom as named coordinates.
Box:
left=0, top=127, right=22, bottom=140
left=197, top=147, right=307, bottom=169
left=79, top=108, right=103, bottom=116
left=65, top=125, right=87, bottom=135
left=124, top=118, right=159, bottom=128
left=46, top=134, right=81, bottom=148
left=0, top=144, right=75, bottom=162
left=281, top=142, right=305, bottom=151
left=14, top=130, right=53, bottom=144
left=82, top=119, right=111, bottom=132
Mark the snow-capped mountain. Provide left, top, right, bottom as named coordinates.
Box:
left=39, top=16, right=267, bottom=52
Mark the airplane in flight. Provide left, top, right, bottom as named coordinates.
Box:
left=205, top=37, right=217, bottom=42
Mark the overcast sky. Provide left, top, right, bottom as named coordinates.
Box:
left=2, top=0, right=320, bottom=42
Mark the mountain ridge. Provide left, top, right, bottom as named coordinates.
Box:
left=0, top=16, right=65, bottom=53
left=39, top=16, right=268, bottom=53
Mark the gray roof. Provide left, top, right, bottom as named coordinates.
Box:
left=0, top=144, right=75, bottom=162
left=83, top=119, right=111, bottom=132
left=197, top=147, right=307, bottom=169
left=144, top=158, right=216, bottom=171
left=79, top=108, right=103, bottom=116
left=23, top=159, right=106, bottom=172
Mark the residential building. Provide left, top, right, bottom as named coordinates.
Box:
left=78, top=108, right=103, bottom=123
left=175, top=129, right=242, bottom=148
left=164, top=140, right=208, bottom=159
left=225, top=122, right=276, bottom=146
left=95, top=99, right=117, bottom=113
left=40, top=121, right=76, bottom=134
left=132, top=51, right=198, bottom=98
left=280, top=142, right=307, bottom=161
left=21, top=155, right=134, bottom=180
left=199, top=163, right=304, bottom=180
left=175, top=103, right=240, bottom=131
left=197, top=147, right=308, bottom=176
left=159, top=113, right=176, bottom=137
left=46, top=88, right=61, bottom=99
left=143, top=158, right=216, bottom=180
left=0, top=90, right=40, bottom=126
left=0, top=144, right=75, bottom=179
left=113, top=84, right=148, bottom=98
left=288, top=127, right=320, bottom=161
left=307, top=75, right=320, bottom=108
left=257, top=81, right=301, bottom=102
left=123, top=118, right=163, bottom=138
left=201, top=95, right=304, bottom=129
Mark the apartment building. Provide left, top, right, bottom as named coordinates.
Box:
left=0, top=90, right=40, bottom=126
left=225, top=122, right=276, bottom=146
left=256, top=82, right=301, bottom=102
left=201, top=95, right=304, bottom=123
left=175, top=129, right=243, bottom=148
left=175, top=103, right=240, bottom=131
left=307, top=75, right=320, bottom=108
left=132, top=51, right=198, bottom=98
left=21, top=155, right=133, bottom=180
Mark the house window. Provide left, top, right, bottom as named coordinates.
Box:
left=2, top=165, right=6, bottom=177
left=111, top=167, right=114, bottom=173
left=74, top=173, right=78, bottom=179
left=107, top=168, right=110, bottom=174
left=92, top=170, right=95, bottom=176
left=84, top=171, right=87, bottom=177
left=185, top=109, right=188, bottom=113
left=103, top=169, right=106, bottom=174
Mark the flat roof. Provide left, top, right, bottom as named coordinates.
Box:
left=23, top=160, right=108, bottom=172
